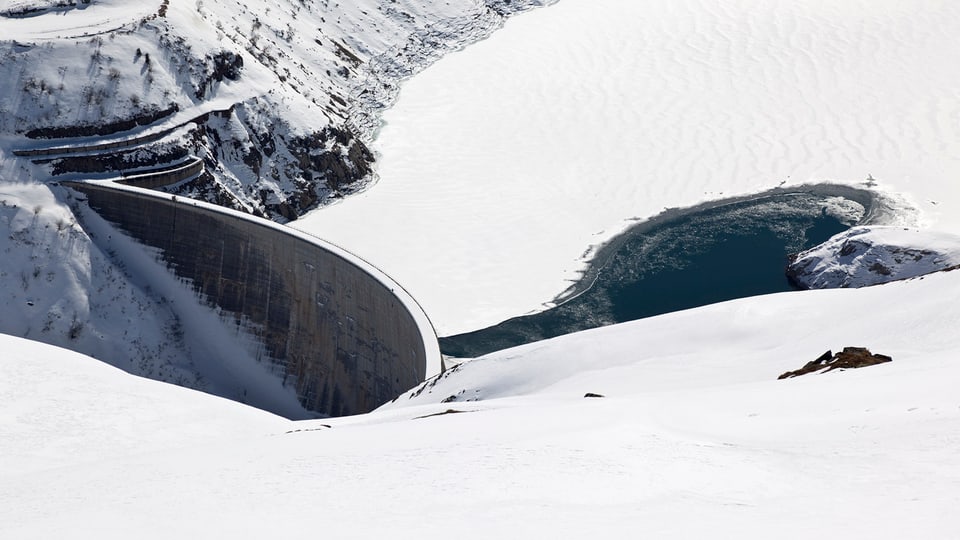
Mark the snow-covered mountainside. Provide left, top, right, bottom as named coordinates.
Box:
left=0, top=183, right=199, bottom=386
left=0, top=0, right=553, bottom=221
left=0, top=0, right=552, bottom=411
left=788, top=226, right=960, bottom=289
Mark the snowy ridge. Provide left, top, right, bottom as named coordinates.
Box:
left=787, top=226, right=960, bottom=289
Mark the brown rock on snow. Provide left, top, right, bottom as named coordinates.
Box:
left=778, top=347, right=892, bottom=379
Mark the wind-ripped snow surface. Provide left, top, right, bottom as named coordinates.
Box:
left=298, top=0, right=960, bottom=335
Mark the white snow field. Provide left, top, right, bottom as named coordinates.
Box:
left=3, top=268, right=960, bottom=538
left=298, top=0, right=960, bottom=335
left=0, top=334, right=286, bottom=479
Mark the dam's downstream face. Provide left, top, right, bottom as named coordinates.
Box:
left=68, top=182, right=440, bottom=418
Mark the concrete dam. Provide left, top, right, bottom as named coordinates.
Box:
left=67, top=181, right=442, bottom=417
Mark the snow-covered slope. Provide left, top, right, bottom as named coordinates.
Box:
left=3, top=271, right=959, bottom=538
left=788, top=226, right=960, bottom=289
left=0, top=334, right=286, bottom=477
left=0, top=182, right=199, bottom=386
left=390, top=265, right=960, bottom=407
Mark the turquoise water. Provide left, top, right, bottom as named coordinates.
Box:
left=440, top=192, right=859, bottom=358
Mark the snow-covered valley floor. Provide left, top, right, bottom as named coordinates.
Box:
left=3, top=0, right=960, bottom=536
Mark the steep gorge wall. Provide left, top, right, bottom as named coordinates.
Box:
left=67, top=181, right=441, bottom=417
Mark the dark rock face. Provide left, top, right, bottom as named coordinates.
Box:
left=778, top=347, right=893, bottom=379
left=289, top=127, right=374, bottom=193
left=46, top=146, right=190, bottom=176
left=212, top=50, right=243, bottom=82
left=867, top=261, right=892, bottom=276
left=195, top=50, right=245, bottom=99
left=24, top=105, right=180, bottom=139
left=168, top=110, right=373, bottom=223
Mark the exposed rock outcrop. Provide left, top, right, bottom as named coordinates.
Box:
left=787, top=226, right=960, bottom=289
left=24, top=105, right=180, bottom=140
left=778, top=347, right=892, bottom=379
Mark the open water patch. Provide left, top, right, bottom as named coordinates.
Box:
left=440, top=185, right=880, bottom=358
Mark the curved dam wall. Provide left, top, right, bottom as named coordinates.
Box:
left=66, top=181, right=441, bottom=417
